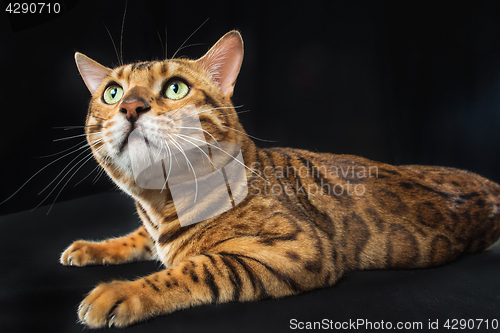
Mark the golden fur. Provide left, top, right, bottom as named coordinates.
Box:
left=60, top=31, right=500, bottom=328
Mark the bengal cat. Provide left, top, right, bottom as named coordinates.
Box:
left=60, top=30, right=500, bottom=328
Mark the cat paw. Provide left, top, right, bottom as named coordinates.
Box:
left=78, top=281, right=152, bottom=328
left=60, top=240, right=109, bottom=266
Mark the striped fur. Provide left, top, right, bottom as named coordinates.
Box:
left=60, top=31, right=500, bottom=328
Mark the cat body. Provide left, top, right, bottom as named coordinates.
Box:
left=60, top=31, right=500, bottom=328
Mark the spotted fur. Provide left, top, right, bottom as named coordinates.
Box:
left=60, top=31, right=500, bottom=328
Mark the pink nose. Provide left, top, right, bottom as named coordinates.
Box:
left=120, top=99, right=150, bottom=122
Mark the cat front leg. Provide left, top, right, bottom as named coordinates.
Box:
left=78, top=250, right=342, bottom=328
left=60, top=226, right=156, bottom=266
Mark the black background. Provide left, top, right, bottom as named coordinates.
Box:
left=1, top=2, right=500, bottom=332
left=1, top=0, right=500, bottom=215
left=1, top=193, right=498, bottom=332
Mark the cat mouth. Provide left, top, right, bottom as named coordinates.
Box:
left=118, top=140, right=128, bottom=154
left=118, top=125, right=141, bottom=154
left=117, top=130, right=162, bottom=157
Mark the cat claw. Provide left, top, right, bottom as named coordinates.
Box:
left=108, top=315, right=115, bottom=328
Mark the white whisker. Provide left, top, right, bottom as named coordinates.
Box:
left=217, top=109, right=251, bottom=117
left=0, top=139, right=98, bottom=206
left=37, top=140, right=87, bottom=158
left=166, top=133, right=199, bottom=202
left=170, top=105, right=243, bottom=123
left=53, top=132, right=100, bottom=142
left=38, top=138, right=102, bottom=195
left=162, top=99, right=195, bottom=121
left=176, top=43, right=204, bottom=53
left=174, top=126, right=221, bottom=148
left=53, top=125, right=101, bottom=130
left=173, top=134, right=221, bottom=174
left=32, top=147, right=98, bottom=212
left=170, top=18, right=209, bottom=60
left=156, top=30, right=165, bottom=59
left=175, top=133, right=269, bottom=184
left=119, top=0, right=128, bottom=66
left=73, top=161, right=102, bottom=187
left=45, top=146, right=105, bottom=214
left=165, top=25, right=168, bottom=59
left=220, top=124, right=278, bottom=143
left=101, top=19, right=121, bottom=66
left=38, top=147, right=91, bottom=195
left=93, top=163, right=108, bottom=184
left=160, top=138, right=173, bottom=192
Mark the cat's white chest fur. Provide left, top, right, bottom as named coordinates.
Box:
left=138, top=202, right=176, bottom=265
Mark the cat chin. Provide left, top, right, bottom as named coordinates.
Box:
left=99, top=145, right=134, bottom=178
left=112, top=151, right=133, bottom=174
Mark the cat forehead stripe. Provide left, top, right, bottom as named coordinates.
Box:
left=113, top=61, right=171, bottom=84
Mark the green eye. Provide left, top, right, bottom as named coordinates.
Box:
left=103, top=85, right=124, bottom=104
left=164, top=80, right=189, bottom=100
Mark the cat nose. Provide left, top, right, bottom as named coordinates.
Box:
left=119, top=97, right=150, bottom=122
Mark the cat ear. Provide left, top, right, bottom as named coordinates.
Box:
left=74, top=52, right=112, bottom=94
left=196, top=30, right=244, bottom=97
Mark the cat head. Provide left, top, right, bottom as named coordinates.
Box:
left=75, top=31, right=250, bottom=197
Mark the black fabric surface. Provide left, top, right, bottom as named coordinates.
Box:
left=1, top=192, right=499, bottom=332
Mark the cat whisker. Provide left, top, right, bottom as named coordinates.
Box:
left=186, top=105, right=245, bottom=121
left=166, top=133, right=199, bottom=202
left=150, top=132, right=170, bottom=163
left=53, top=132, right=101, bottom=142
left=166, top=136, right=182, bottom=169
left=169, top=18, right=209, bottom=61
left=38, top=138, right=103, bottom=195
left=173, top=134, right=221, bottom=175
left=119, top=0, right=128, bottom=66
left=93, top=168, right=106, bottom=184
left=173, top=126, right=224, bottom=175
left=45, top=146, right=105, bottom=215
left=167, top=105, right=243, bottom=125
left=176, top=43, right=205, bottom=53
left=101, top=19, right=121, bottom=66
left=73, top=162, right=102, bottom=187
left=156, top=30, right=165, bottom=59
left=73, top=142, right=108, bottom=188
left=32, top=147, right=97, bottom=212
left=37, top=140, right=87, bottom=158
left=162, top=99, right=195, bottom=122
left=93, top=157, right=110, bottom=184
left=165, top=134, right=192, bottom=172
left=160, top=139, right=173, bottom=192
left=164, top=25, right=168, bottom=59
left=187, top=105, right=244, bottom=119
left=0, top=139, right=97, bottom=206
left=217, top=109, right=251, bottom=118
left=220, top=124, right=278, bottom=143
left=53, top=125, right=101, bottom=130
left=173, top=125, right=222, bottom=149
left=175, top=133, right=269, bottom=185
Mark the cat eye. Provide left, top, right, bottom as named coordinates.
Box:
left=164, top=80, right=190, bottom=100
left=103, top=85, right=124, bottom=105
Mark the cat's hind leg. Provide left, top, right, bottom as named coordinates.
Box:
left=60, top=226, right=156, bottom=266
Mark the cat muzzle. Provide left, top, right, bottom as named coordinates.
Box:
left=119, top=89, right=151, bottom=122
